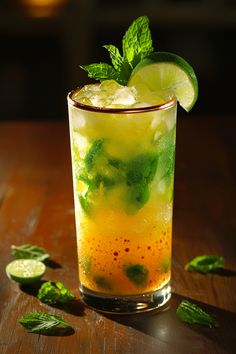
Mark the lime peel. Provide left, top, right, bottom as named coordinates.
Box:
left=6, top=259, right=46, bottom=284
left=128, top=51, right=198, bottom=112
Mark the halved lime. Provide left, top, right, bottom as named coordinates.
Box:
left=6, top=259, right=46, bottom=284
left=128, top=52, right=198, bottom=112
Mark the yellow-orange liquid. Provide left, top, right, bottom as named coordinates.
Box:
left=77, top=201, right=172, bottom=295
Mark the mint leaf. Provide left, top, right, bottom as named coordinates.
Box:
left=11, top=244, right=49, bottom=262
left=108, top=157, right=124, bottom=169
left=124, top=152, right=158, bottom=212
left=127, top=184, right=150, bottom=213
left=19, top=311, right=74, bottom=335
left=80, top=63, right=118, bottom=82
left=122, top=16, right=153, bottom=68
left=84, top=139, right=104, bottom=171
left=94, top=276, right=112, bottom=290
left=103, top=44, right=123, bottom=70
left=37, top=281, right=75, bottom=305
left=103, top=45, right=132, bottom=85
left=126, top=152, right=158, bottom=186
left=94, top=174, right=116, bottom=188
left=78, top=174, right=97, bottom=190
left=79, top=195, right=91, bottom=215
left=185, top=255, right=224, bottom=274
left=176, top=300, right=215, bottom=327
left=160, top=258, right=171, bottom=273
left=124, top=264, right=149, bottom=286
left=118, top=59, right=133, bottom=85
left=81, top=257, right=92, bottom=275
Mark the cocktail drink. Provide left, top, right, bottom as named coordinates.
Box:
left=68, top=82, right=176, bottom=313
left=67, top=17, right=198, bottom=313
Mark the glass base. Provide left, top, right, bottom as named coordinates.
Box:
left=79, top=281, right=171, bottom=314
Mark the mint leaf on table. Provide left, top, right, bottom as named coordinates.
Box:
left=176, top=300, right=215, bottom=328
left=11, top=244, right=49, bottom=262
left=80, top=16, right=154, bottom=85
left=37, top=281, right=75, bottom=305
left=124, top=264, right=149, bottom=286
left=19, top=311, right=74, bottom=335
left=185, top=255, right=224, bottom=274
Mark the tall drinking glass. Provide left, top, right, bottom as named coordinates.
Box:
left=68, top=89, right=177, bottom=314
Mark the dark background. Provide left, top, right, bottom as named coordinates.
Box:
left=0, top=0, right=235, bottom=120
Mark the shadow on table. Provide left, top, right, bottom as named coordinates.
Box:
left=20, top=281, right=85, bottom=317
left=104, top=293, right=236, bottom=354
left=44, top=259, right=62, bottom=269
left=211, top=268, right=236, bottom=277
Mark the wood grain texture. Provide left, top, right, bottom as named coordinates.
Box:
left=0, top=119, right=235, bottom=354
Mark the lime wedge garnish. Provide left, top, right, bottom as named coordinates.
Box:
left=6, top=259, right=46, bottom=284
left=128, top=51, right=198, bottom=112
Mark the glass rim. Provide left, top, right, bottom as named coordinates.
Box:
left=67, top=87, right=177, bottom=114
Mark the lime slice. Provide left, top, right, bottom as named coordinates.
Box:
left=128, top=51, right=198, bottom=112
left=6, top=259, right=46, bottom=284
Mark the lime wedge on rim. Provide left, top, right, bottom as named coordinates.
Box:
left=128, top=51, right=198, bottom=112
left=6, top=259, right=46, bottom=284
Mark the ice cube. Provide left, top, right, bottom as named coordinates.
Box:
left=111, top=86, right=138, bottom=106
left=73, top=81, right=138, bottom=108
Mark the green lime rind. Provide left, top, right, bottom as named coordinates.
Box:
left=128, top=51, right=198, bottom=112
left=6, top=259, right=46, bottom=284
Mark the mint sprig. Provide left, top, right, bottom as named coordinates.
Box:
left=80, top=16, right=154, bottom=85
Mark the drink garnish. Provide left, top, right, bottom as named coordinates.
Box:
left=185, top=255, right=224, bottom=274
left=18, top=311, right=74, bottom=335
left=6, top=259, right=46, bottom=284
left=80, top=16, right=198, bottom=112
left=81, top=16, right=153, bottom=85
left=37, top=281, right=75, bottom=305
left=11, top=244, right=50, bottom=262
left=176, top=300, right=215, bottom=327
left=128, top=51, right=198, bottom=112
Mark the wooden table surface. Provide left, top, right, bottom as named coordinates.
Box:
left=0, top=118, right=236, bottom=354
